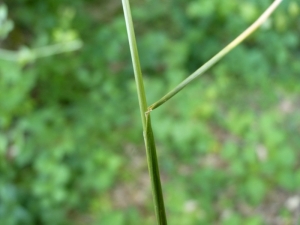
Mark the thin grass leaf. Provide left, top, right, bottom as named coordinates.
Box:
left=148, top=0, right=282, bottom=112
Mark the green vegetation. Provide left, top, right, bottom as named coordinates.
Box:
left=0, top=1, right=299, bottom=225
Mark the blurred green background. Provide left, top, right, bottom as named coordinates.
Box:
left=0, top=0, right=299, bottom=224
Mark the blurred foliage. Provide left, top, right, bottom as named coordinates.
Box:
left=0, top=0, right=299, bottom=225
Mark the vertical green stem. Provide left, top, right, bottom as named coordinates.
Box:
left=144, top=113, right=168, bottom=225
left=121, top=0, right=147, bottom=129
left=122, top=0, right=168, bottom=224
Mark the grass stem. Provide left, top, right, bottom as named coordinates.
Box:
left=122, top=0, right=147, bottom=129
left=122, top=1, right=168, bottom=224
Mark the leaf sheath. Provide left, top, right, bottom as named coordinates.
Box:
left=144, top=113, right=167, bottom=225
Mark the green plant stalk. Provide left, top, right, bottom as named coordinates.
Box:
left=144, top=113, right=168, bottom=225
left=32, top=40, right=83, bottom=58
left=121, top=0, right=167, bottom=224
left=122, top=0, right=147, bottom=128
left=148, top=0, right=282, bottom=111
left=0, top=40, right=82, bottom=62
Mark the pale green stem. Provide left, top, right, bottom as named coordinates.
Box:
left=148, top=0, right=282, bottom=111
left=32, top=40, right=82, bottom=58
left=0, top=40, right=82, bottom=62
left=122, top=0, right=147, bottom=129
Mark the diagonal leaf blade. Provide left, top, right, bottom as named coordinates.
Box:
left=148, top=0, right=282, bottom=112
